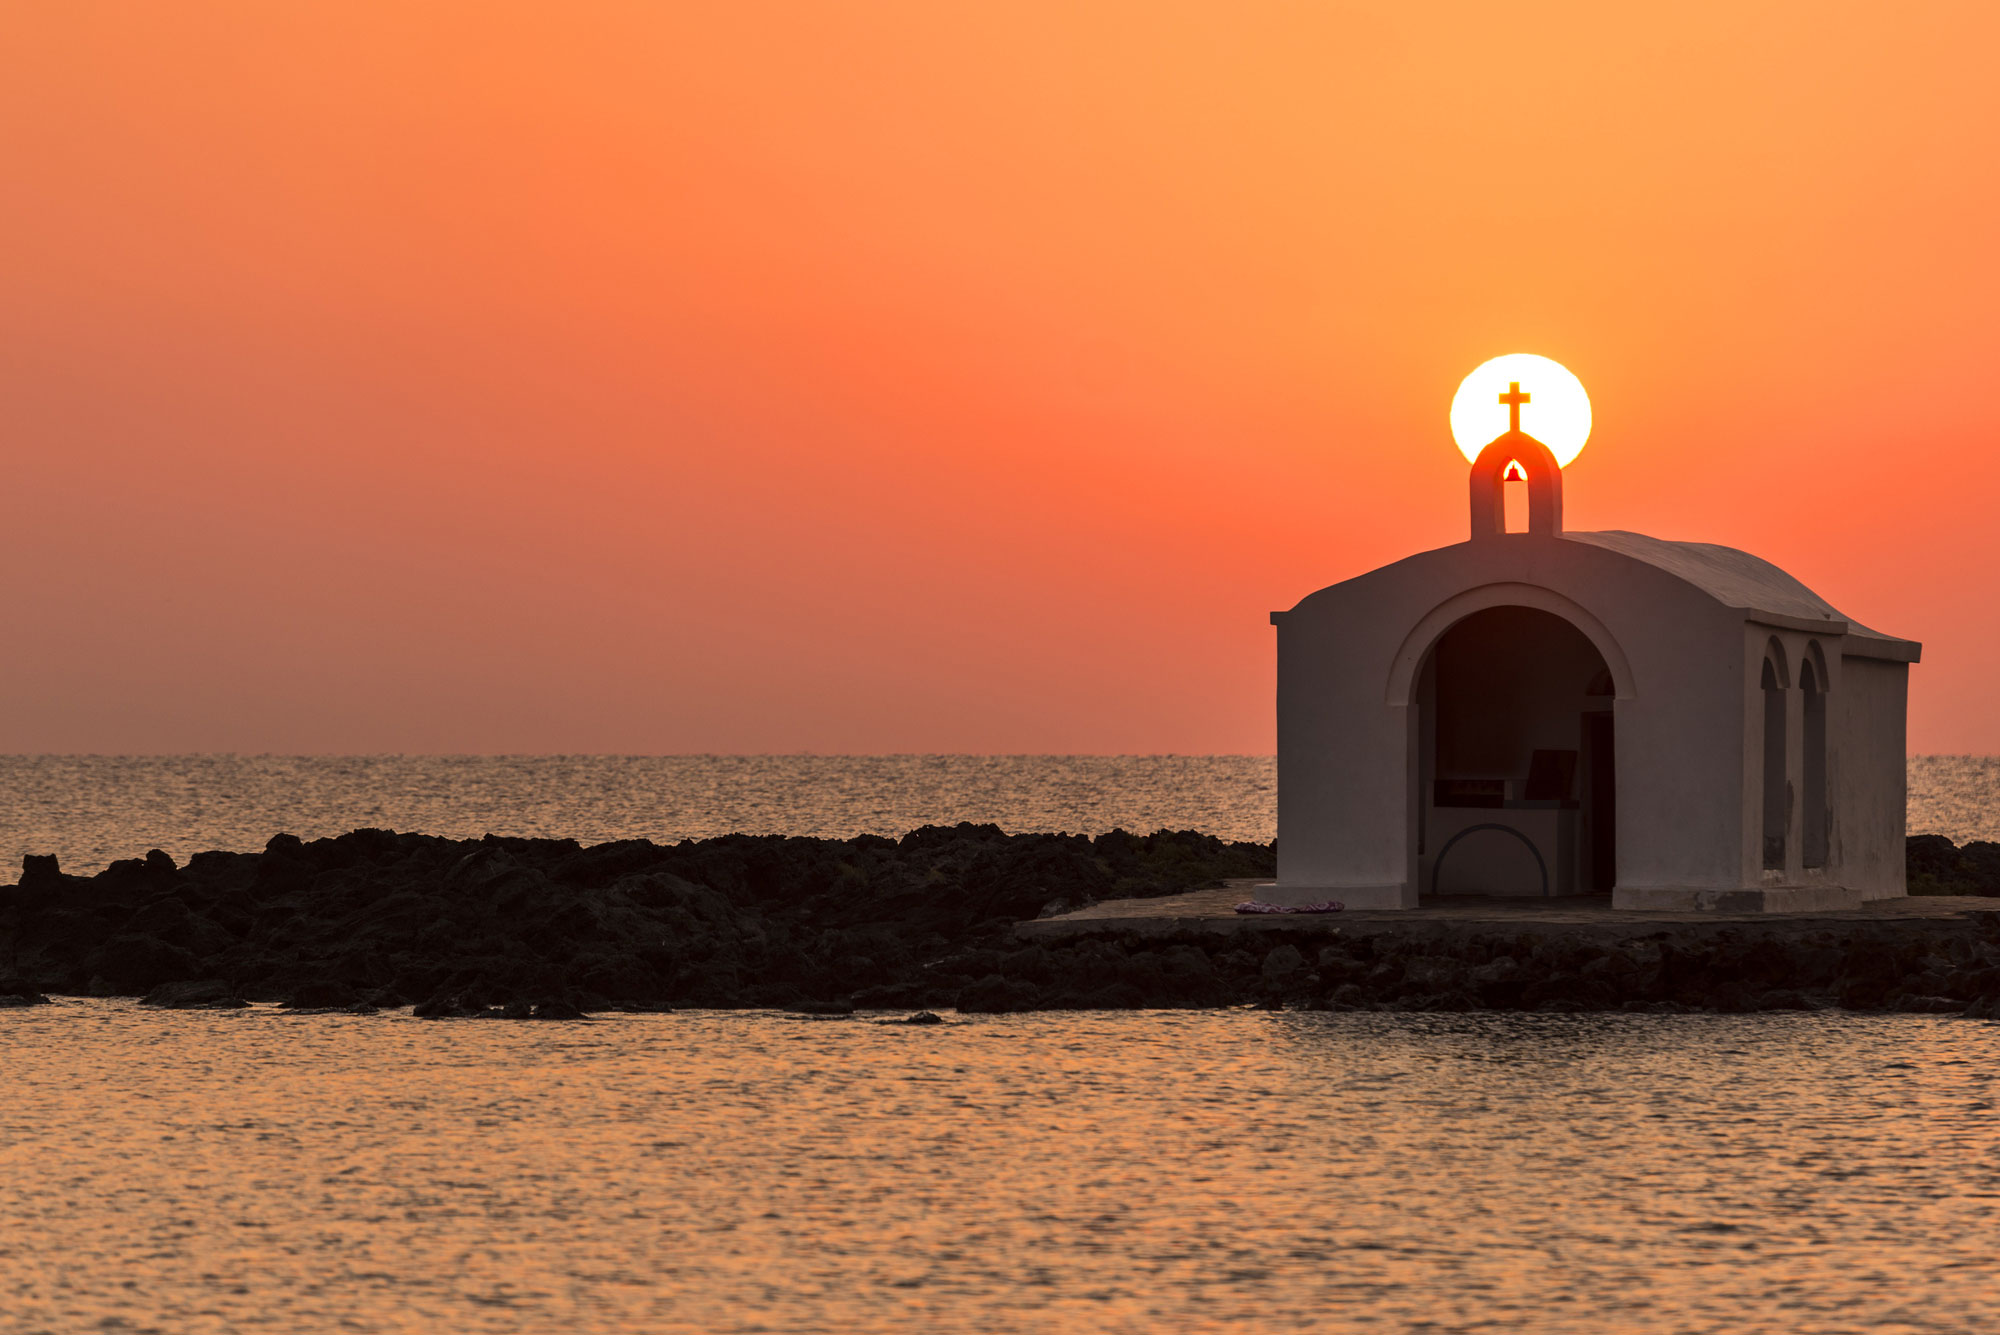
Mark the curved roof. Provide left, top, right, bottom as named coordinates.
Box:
left=1563, top=530, right=1919, bottom=661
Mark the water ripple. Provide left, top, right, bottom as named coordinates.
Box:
left=4, top=1005, right=2000, bottom=1332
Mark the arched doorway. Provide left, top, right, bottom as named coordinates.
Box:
left=1414, top=605, right=1617, bottom=899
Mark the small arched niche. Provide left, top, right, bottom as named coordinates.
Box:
left=1801, top=644, right=1829, bottom=869
left=1760, top=642, right=1789, bottom=872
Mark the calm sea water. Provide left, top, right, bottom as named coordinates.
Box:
left=3, top=1003, right=1998, bottom=1334
left=0, top=754, right=1992, bottom=874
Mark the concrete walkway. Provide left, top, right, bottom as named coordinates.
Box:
left=1016, top=880, right=1995, bottom=940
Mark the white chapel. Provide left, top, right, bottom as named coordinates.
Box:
left=1270, top=359, right=1920, bottom=913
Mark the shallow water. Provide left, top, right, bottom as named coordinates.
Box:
left=4, top=1003, right=1999, bottom=1333
left=0, top=753, right=1991, bottom=874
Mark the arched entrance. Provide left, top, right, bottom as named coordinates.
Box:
left=1413, top=605, right=1617, bottom=899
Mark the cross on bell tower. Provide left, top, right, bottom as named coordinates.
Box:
left=1469, top=378, right=1562, bottom=539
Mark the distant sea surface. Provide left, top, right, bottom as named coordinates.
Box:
left=0, top=754, right=1993, bottom=873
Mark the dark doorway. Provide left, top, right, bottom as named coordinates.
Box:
left=1583, top=710, right=1616, bottom=890
left=1416, top=605, right=1617, bottom=899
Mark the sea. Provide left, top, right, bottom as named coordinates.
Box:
left=0, top=753, right=1993, bottom=874
left=5, top=754, right=2000, bottom=1334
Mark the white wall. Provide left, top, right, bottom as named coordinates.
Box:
left=1735, top=628, right=1909, bottom=902
left=1274, top=534, right=1750, bottom=905
left=1836, top=655, right=1910, bottom=899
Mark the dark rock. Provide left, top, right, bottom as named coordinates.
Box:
left=1399, top=955, right=1470, bottom=992
left=1365, top=960, right=1406, bottom=992
left=140, top=979, right=247, bottom=1009
left=1907, top=835, right=2000, bottom=897
left=1470, top=955, right=1527, bottom=1007
left=0, top=975, right=53, bottom=1006
left=850, top=983, right=936, bottom=1010
left=1051, top=979, right=1141, bottom=1009
left=414, top=991, right=480, bottom=1018
left=1406, top=990, right=1477, bottom=1012
left=95, top=936, right=203, bottom=993
left=10, top=826, right=1995, bottom=1016
left=1038, top=897, right=1093, bottom=919
left=791, top=999, right=855, bottom=1015
left=1964, top=842, right=2000, bottom=895
left=1259, top=944, right=1306, bottom=983
left=532, top=999, right=587, bottom=1020
left=126, top=898, right=197, bottom=945
left=1892, top=993, right=1965, bottom=1013
left=1522, top=973, right=1619, bottom=1011
left=878, top=1010, right=945, bottom=1025
left=957, top=975, right=1040, bottom=1013
left=1707, top=981, right=1758, bottom=1013
left=285, top=981, right=360, bottom=1009
left=1909, top=834, right=1969, bottom=894
left=1838, top=982, right=1888, bottom=1010
left=1579, top=952, right=1635, bottom=981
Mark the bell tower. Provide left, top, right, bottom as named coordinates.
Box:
left=1467, top=381, right=1563, bottom=539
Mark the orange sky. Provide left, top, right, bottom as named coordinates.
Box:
left=2, top=2, right=1996, bottom=753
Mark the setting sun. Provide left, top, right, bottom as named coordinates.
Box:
left=1450, top=354, right=1593, bottom=466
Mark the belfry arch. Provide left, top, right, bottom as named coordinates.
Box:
left=1469, top=431, right=1562, bottom=539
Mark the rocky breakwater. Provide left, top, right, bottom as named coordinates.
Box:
left=938, top=912, right=2000, bottom=1014
left=0, top=825, right=1273, bottom=1015
left=5, top=829, right=1999, bottom=1016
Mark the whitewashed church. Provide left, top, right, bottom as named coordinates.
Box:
left=1271, top=365, right=1920, bottom=913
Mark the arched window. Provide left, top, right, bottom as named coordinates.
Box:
left=1761, top=652, right=1788, bottom=871
left=1801, top=653, right=1828, bottom=869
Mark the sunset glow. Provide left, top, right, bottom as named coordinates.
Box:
left=1450, top=354, right=1593, bottom=466
left=0, top=2, right=1994, bottom=752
